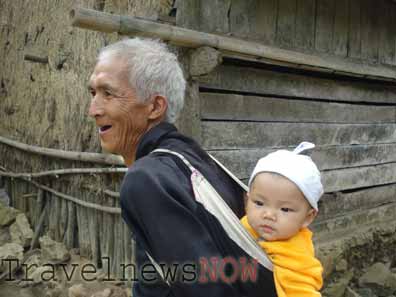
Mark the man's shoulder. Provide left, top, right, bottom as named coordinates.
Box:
left=122, top=153, right=188, bottom=188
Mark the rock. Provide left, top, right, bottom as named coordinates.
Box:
left=359, top=262, right=393, bottom=288
left=0, top=225, right=11, bottom=244
left=355, top=288, right=376, bottom=297
left=335, top=259, right=348, bottom=273
left=345, top=287, right=362, bottom=297
left=39, top=235, right=70, bottom=263
left=69, top=284, right=89, bottom=297
left=189, top=46, right=222, bottom=76
left=90, top=288, right=112, bottom=297
left=0, top=204, right=20, bottom=226
left=10, top=213, right=34, bottom=247
left=19, top=265, right=52, bottom=287
left=322, top=271, right=353, bottom=297
left=0, top=242, right=24, bottom=273
left=0, top=188, right=10, bottom=206
left=385, top=273, right=396, bottom=290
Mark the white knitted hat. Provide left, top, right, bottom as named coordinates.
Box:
left=248, top=142, right=323, bottom=211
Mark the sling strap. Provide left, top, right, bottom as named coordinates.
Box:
left=151, top=148, right=273, bottom=270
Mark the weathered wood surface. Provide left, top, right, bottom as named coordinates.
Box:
left=276, top=0, right=296, bottom=48
left=315, top=0, right=334, bottom=53
left=295, top=0, right=315, bottom=50
left=379, top=0, right=396, bottom=65
left=322, top=162, right=396, bottom=192
left=333, top=0, right=349, bottom=57
left=198, top=65, right=396, bottom=104
left=175, top=80, right=201, bottom=142
left=209, top=143, right=396, bottom=179
left=202, top=122, right=396, bottom=149
left=317, top=183, right=396, bottom=222
left=313, top=201, right=396, bottom=242
left=71, top=7, right=396, bottom=81
left=361, top=0, right=379, bottom=62
left=348, top=0, right=361, bottom=59
left=177, top=0, right=396, bottom=67
left=200, top=93, right=396, bottom=123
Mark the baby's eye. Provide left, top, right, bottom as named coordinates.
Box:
left=281, top=207, right=293, bottom=212
left=254, top=200, right=264, bottom=206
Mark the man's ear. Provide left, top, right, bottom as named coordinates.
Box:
left=302, top=209, right=318, bottom=228
left=148, top=95, right=168, bottom=121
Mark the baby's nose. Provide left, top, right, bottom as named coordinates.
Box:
left=263, top=209, right=276, bottom=221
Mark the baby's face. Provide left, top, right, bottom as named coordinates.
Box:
left=246, top=172, right=316, bottom=241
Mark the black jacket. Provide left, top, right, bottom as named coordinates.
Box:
left=120, top=122, right=276, bottom=297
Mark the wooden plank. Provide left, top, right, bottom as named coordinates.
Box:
left=209, top=143, right=396, bottom=179
left=228, top=0, right=251, bottom=38
left=378, top=0, right=395, bottom=65
left=202, top=122, right=396, bottom=150
left=323, top=162, right=396, bottom=192
left=315, top=0, right=335, bottom=53
left=313, top=202, right=396, bottom=241
left=316, top=183, right=396, bottom=222
left=196, top=0, right=231, bottom=34
left=295, top=0, right=315, bottom=50
left=276, top=0, right=297, bottom=48
left=200, top=93, right=396, bottom=123
left=175, top=0, right=201, bottom=30
left=333, top=0, right=349, bottom=57
left=198, top=65, right=396, bottom=104
left=361, top=0, right=379, bottom=62
left=348, top=0, right=361, bottom=59
left=248, top=0, right=278, bottom=44
left=175, top=80, right=201, bottom=143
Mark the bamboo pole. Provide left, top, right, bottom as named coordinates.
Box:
left=0, top=135, right=124, bottom=166
left=70, top=6, right=396, bottom=82
left=6, top=175, right=121, bottom=214
left=0, top=167, right=127, bottom=179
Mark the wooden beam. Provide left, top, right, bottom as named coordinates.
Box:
left=199, top=65, right=396, bottom=104
left=209, top=143, right=396, bottom=178
left=200, top=93, right=396, bottom=123
left=70, top=7, right=396, bottom=82
left=202, top=122, right=396, bottom=150
left=316, top=183, right=396, bottom=222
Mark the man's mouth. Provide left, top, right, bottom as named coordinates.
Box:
left=99, top=125, right=112, bottom=134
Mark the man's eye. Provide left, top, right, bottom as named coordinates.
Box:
left=89, top=89, right=96, bottom=97
left=281, top=207, right=293, bottom=212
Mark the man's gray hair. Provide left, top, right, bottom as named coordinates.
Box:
left=98, top=38, right=186, bottom=123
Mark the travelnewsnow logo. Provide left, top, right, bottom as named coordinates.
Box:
left=2, top=256, right=258, bottom=284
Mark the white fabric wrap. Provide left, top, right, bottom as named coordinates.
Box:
left=248, top=142, right=323, bottom=210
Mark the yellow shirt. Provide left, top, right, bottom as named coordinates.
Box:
left=241, top=216, right=323, bottom=297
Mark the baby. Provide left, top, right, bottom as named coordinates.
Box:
left=241, top=142, right=323, bottom=297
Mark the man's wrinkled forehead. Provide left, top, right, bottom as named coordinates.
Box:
left=89, top=57, right=128, bottom=87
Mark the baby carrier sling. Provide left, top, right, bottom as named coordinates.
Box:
left=146, top=149, right=273, bottom=283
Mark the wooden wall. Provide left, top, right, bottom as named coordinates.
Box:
left=177, top=0, right=396, bottom=66
left=177, top=0, right=396, bottom=242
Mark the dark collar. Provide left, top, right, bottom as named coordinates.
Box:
left=135, top=122, right=178, bottom=160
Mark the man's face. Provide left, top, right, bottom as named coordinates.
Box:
left=246, top=173, right=316, bottom=241
left=88, top=57, right=152, bottom=163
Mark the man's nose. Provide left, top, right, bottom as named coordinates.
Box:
left=88, top=96, right=104, bottom=118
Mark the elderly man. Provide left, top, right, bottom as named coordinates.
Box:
left=88, top=38, right=276, bottom=297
